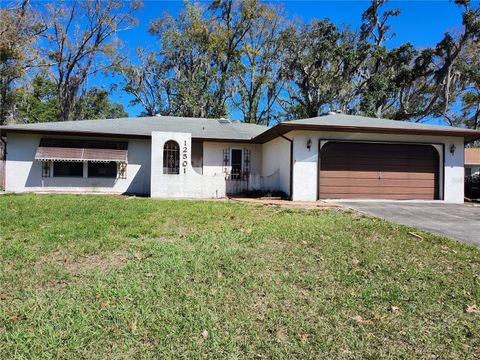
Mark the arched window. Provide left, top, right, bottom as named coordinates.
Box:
left=163, top=140, right=180, bottom=174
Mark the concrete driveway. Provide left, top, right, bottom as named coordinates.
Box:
left=338, top=201, right=480, bottom=247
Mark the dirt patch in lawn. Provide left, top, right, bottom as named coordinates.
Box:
left=230, top=197, right=341, bottom=209
left=36, top=249, right=129, bottom=275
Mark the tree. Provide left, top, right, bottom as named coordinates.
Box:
left=121, top=0, right=281, bottom=122
left=149, top=2, right=218, bottom=118
left=13, top=74, right=58, bottom=123
left=14, top=74, right=127, bottom=123
left=389, top=0, right=480, bottom=122
left=279, top=20, right=360, bottom=118
left=74, top=88, right=128, bottom=120
left=207, top=0, right=268, bottom=118
left=354, top=0, right=407, bottom=118
left=115, top=49, right=172, bottom=117
left=278, top=0, right=480, bottom=127
left=439, top=39, right=480, bottom=130
left=0, top=0, right=46, bottom=125
left=43, top=0, right=141, bottom=121
left=231, top=2, right=284, bottom=124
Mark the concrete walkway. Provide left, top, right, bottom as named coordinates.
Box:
left=338, top=201, right=480, bottom=246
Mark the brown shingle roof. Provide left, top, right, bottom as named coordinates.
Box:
left=465, top=148, right=480, bottom=165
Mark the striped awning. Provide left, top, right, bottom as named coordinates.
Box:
left=35, top=139, right=128, bottom=163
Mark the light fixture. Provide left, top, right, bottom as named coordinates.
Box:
left=307, top=139, right=312, bottom=151
left=450, top=144, right=456, bottom=155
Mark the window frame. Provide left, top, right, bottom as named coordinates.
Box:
left=163, top=140, right=180, bottom=175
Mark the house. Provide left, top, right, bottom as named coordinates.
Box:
left=465, top=148, right=480, bottom=176
left=1, top=113, right=479, bottom=203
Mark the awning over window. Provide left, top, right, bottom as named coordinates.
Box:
left=35, top=139, right=128, bottom=163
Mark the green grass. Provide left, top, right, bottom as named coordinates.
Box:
left=0, top=194, right=479, bottom=359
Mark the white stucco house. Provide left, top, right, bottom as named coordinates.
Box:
left=1, top=113, right=479, bottom=203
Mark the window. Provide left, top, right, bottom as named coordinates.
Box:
left=231, top=149, right=242, bottom=179
left=465, top=167, right=472, bottom=177
left=163, top=140, right=179, bottom=174
left=53, top=162, right=83, bottom=177
left=88, top=162, right=117, bottom=178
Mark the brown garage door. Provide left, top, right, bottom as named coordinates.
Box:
left=319, top=142, right=439, bottom=200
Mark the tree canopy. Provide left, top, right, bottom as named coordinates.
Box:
left=1, top=0, right=479, bottom=130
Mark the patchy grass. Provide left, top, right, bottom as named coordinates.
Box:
left=0, top=194, right=479, bottom=359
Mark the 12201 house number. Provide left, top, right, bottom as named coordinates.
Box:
left=182, top=140, right=188, bottom=174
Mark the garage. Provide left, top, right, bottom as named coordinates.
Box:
left=319, top=141, right=440, bottom=200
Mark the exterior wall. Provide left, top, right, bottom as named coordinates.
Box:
left=5, top=133, right=151, bottom=194
left=202, top=141, right=271, bottom=192
left=202, top=141, right=262, bottom=176
left=289, top=130, right=465, bottom=203
left=150, top=132, right=226, bottom=198
left=261, top=136, right=291, bottom=195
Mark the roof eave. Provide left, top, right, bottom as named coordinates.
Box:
left=252, top=123, right=480, bottom=143
left=0, top=128, right=254, bottom=142
left=1, top=128, right=150, bottom=139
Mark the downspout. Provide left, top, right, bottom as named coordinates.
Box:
left=0, top=135, right=6, bottom=192
left=277, top=133, right=293, bottom=200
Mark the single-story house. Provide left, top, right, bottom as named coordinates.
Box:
left=1, top=113, right=479, bottom=203
left=465, top=148, right=480, bottom=176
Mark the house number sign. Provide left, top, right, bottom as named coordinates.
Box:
left=182, top=140, right=188, bottom=174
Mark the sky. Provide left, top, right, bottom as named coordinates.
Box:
left=107, top=0, right=469, bottom=119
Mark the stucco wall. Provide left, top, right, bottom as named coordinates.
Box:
left=150, top=132, right=226, bottom=198
left=288, top=130, right=465, bottom=203
left=261, top=137, right=291, bottom=195
left=202, top=142, right=263, bottom=176
left=5, top=133, right=151, bottom=195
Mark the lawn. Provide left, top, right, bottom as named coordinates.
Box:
left=0, top=194, right=479, bottom=359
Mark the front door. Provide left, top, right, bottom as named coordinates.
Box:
left=231, top=149, right=242, bottom=180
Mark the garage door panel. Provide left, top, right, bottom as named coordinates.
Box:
left=321, top=163, right=437, bottom=173
left=320, top=193, right=436, bottom=200
left=321, top=144, right=428, bottom=157
left=319, top=142, right=439, bottom=200
left=322, top=156, right=437, bottom=167
left=322, top=158, right=436, bottom=167
left=320, top=177, right=436, bottom=188
left=321, top=170, right=436, bottom=180
left=321, top=149, right=436, bottom=159
left=321, top=186, right=436, bottom=195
